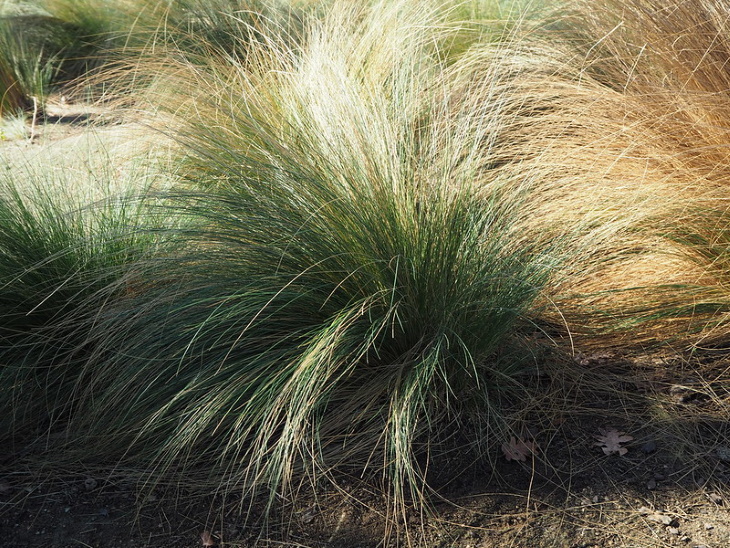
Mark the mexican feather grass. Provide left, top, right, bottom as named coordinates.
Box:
left=50, top=0, right=626, bottom=520
left=0, top=138, right=175, bottom=453
left=9, top=0, right=727, bottom=533
left=550, top=0, right=730, bottom=345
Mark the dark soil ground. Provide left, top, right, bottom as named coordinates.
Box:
left=2, top=348, right=729, bottom=547
left=1, top=432, right=729, bottom=548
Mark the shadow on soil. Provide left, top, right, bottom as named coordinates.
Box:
left=1, top=349, right=728, bottom=547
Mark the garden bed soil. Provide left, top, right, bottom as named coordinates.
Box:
left=2, top=349, right=729, bottom=547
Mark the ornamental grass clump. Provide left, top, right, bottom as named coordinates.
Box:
left=0, top=14, right=63, bottom=116
left=59, top=0, right=633, bottom=517
left=39, top=0, right=306, bottom=73
left=551, top=0, right=730, bottom=345
left=154, top=0, right=306, bottom=59
left=441, top=0, right=555, bottom=61
left=437, top=36, right=695, bottom=345
left=0, top=0, right=105, bottom=115
left=0, top=145, right=174, bottom=452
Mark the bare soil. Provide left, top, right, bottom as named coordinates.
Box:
left=2, top=348, right=729, bottom=548
left=1, top=437, right=729, bottom=547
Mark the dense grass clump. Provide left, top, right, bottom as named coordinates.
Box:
left=38, top=0, right=307, bottom=75
left=546, top=0, right=730, bottom=344
left=0, top=140, right=174, bottom=453
left=0, top=13, right=74, bottom=115
left=46, top=0, right=616, bottom=516
left=5, top=0, right=730, bottom=539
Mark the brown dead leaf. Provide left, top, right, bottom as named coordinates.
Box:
left=594, top=427, right=634, bottom=456
left=200, top=531, right=216, bottom=546
left=501, top=436, right=537, bottom=462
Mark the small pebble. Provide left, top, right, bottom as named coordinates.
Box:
left=704, top=523, right=714, bottom=530
left=647, top=478, right=657, bottom=490
left=200, top=530, right=216, bottom=546
left=647, top=513, right=673, bottom=525
left=300, top=506, right=318, bottom=524
left=642, top=440, right=657, bottom=454
left=707, top=492, right=723, bottom=505
left=716, top=446, right=730, bottom=463
left=668, top=527, right=680, bottom=535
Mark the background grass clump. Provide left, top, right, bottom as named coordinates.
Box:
left=0, top=127, right=178, bottom=455
left=539, top=0, right=730, bottom=344
left=0, top=9, right=83, bottom=115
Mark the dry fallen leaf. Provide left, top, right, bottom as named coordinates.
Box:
left=501, top=436, right=537, bottom=462
left=200, top=531, right=216, bottom=546
left=594, top=427, right=634, bottom=456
